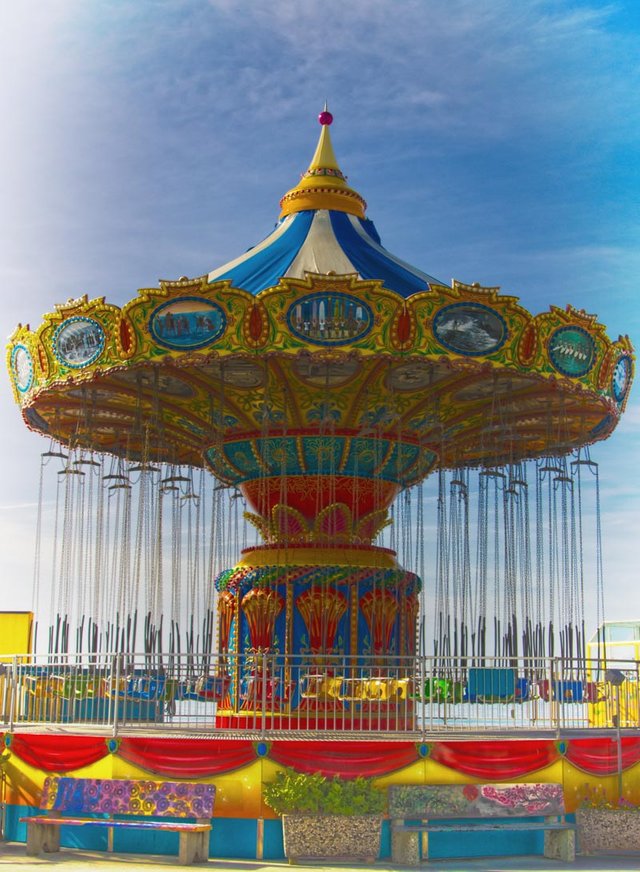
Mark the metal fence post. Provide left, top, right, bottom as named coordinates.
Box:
left=8, top=657, right=18, bottom=733
left=112, top=654, right=121, bottom=739
left=551, top=657, right=559, bottom=734
left=261, top=652, right=267, bottom=739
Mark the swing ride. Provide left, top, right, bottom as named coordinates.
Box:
left=6, top=108, right=635, bottom=733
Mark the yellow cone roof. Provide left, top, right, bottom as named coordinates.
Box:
left=279, top=111, right=367, bottom=219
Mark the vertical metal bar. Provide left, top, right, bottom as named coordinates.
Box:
left=261, top=651, right=267, bottom=739
left=551, top=657, right=559, bottom=734
left=112, top=654, right=121, bottom=738
left=615, top=682, right=623, bottom=802
left=8, top=657, right=17, bottom=732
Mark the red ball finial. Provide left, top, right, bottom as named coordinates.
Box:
left=318, top=108, right=333, bottom=126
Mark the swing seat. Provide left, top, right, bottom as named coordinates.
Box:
left=421, top=678, right=450, bottom=701
left=466, top=667, right=516, bottom=703
left=515, top=677, right=531, bottom=701
left=25, top=675, right=65, bottom=700
left=125, top=675, right=167, bottom=701
left=300, top=674, right=344, bottom=700
left=59, top=675, right=100, bottom=701
left=422, top=678, right=463, bottom=702
left=583, top=681, right=603, bottom=702
left=538, top=678, right=585, bottom=702
left=240, top=675, right=293, bottom=708
left=195, top=673, right=230, bottom=700
left=555, top=680, right=583, bottom=702
left=537, top=679, right=551, bottom=700
left=103, top=676, right=131, bottom=699
left=173, top=680, right=201, bottom=701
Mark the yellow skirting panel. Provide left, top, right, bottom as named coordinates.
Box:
left=4, top=744, right=640, bottom=817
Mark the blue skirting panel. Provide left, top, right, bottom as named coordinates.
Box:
left=6, top=806, right=262, bottom=859
left=5, top=806, right=573, bottom=861
left=403, top=819, right=543, bottom=859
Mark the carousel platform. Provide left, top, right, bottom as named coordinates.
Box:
left=2, top=651, right=639, bottom=863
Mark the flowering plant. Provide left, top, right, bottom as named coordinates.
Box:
left=576, top=783, right=639, bottom=811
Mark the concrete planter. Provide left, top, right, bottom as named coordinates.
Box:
left=576, top=808, right=640, bottom=853
left=282, top=814, right=382, bottom=863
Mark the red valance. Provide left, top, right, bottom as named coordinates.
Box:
left=429, top=740, right=558, bottom=779
left=564, top=737, right=640, bottom=775
left=8, top=734, right=108, bottom=772
left=6, top=733, right=640, bottom=780
left=117, top=737, right=256, bottom=777
left=268, top=741, right=419, bottom=777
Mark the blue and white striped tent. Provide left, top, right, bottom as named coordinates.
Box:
left=207, top=112, right=446, bottom=298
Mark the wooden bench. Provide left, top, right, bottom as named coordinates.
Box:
left=21, top=776, right=215, bottom=865
left=389, top=783, right=575, bottom=865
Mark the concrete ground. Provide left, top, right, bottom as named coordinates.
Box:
left=1, top=843, right=640, bottom=872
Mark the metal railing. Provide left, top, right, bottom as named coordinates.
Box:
left=1, top=652, right=638, bottom=738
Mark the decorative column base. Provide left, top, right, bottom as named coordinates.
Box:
left=214, top=544, right=421, bottom=730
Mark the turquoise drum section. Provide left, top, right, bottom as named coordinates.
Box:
left=149, top=296, right=226, bottom=350
left=287, top=291, right=373, bottom=345
left=205, top=434, right=438, bottom=488
left=53, top=316, right=105, bottom=368
left=548, top=325, right=596, bottom=377
left=433, top=302, right=507, bottom=356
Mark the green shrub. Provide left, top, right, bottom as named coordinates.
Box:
left=263, top=771, right=385, bottom=816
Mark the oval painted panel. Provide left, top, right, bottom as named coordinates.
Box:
left=612, top=355, right=632, bottom=403
left=150, top=296, right=226, bottom=350
left=53, top=317, right=105, bottom=368
left=112, top=369, right=195, bottom=397
left=287, top=292, right=373, bottom=346
left=433, top=303, right=507, bottom=356
left=548, top=326, right=595, bottom=377
left=387, top=362, right=434, bottom=391
left=293, top=355, right=361, bottom=387
left=201, top=359, right=265, bottom=389
left=11, top=344, right=34, bottom=393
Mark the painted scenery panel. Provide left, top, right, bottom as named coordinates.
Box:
left=548, top=326, right=595, bottom=377
left=200, top=359, right=265, bottom=388
left=433, top=303, right=507, bottom=356
left=612, top=355, right=632, bottom=403
left=387, top=362, right=438, bottom=391
left=287, top=292, right=373, bottom=346
left=12, top=345, right=34, bottom=393
left=293, top=355, right=361, bottom=387
left=112, top=369, right=195, bottom=397
left=150, top=296, right=226, bottom=350
left=54, top=317, right=105, bottom=368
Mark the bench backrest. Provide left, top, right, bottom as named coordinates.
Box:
left=41, top=777, right=215, bottom=819
left=388, top=783, right=565, bottom=819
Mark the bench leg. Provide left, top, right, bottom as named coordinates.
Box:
left=391, top=822, right=420, bottom=866
left=26, top=822, right=60, bottom=856
left=179, top=830, right=209, bottom=865
left=544, top=829, right=575, bottom=862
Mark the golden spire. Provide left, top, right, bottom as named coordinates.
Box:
left=279, top=106, right=367, bottom=219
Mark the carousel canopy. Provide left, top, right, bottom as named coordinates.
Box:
left=7, top=108, right=634, bottom=473
left=207, top=109, right=444, bottom=297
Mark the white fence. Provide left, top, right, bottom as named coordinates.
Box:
left=1, top=653, right=638, bottom=738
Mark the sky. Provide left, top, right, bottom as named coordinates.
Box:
left=0, top=0, right=638, bottom=635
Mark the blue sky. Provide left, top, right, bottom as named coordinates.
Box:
left=0, top=0, right=638, bottom=630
